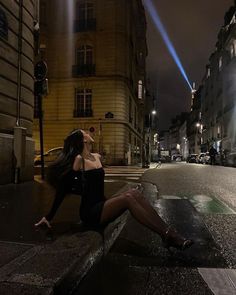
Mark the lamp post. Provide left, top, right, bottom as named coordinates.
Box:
left=195, top=122, right=203, bottom=154
left=146, top=110, right=157, bottom=166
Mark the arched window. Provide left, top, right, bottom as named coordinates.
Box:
left=76, top=45, right=93, bottom=65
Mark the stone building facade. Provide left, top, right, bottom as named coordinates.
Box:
left=34, top=0, right=147, bottom=165
left=201, top=4, right=236, bottom=155
left=0, top=0, right=36, bottom=184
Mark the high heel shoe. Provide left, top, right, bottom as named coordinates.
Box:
left=162, top=227, right=194, bottom=252
left=34, top=217, right=51, bottom=228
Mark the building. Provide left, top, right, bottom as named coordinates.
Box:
left=201, top=3, right=236, bottom=156
left=0, top=0, right=36, bottom=184
left=144, top=82, right=158, bottom=164
left=34, top=0, right=147, bottom=165
left=169, top=112, right=189, bottom=157
left=187, top=87, right=202, bottom=154
left=179, top=120, right=188, bottom=160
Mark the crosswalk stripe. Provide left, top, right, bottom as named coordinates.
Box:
left=198, top=268, right=236, bottom=295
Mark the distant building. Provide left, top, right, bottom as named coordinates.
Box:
left=169, top=112, right=189, bottom=157
left=0, top=1, right=36, bottom=184
left=187, top=86, right=202, bottom=154
left=179, top=121, right=188, bottom=160
left=159, top=130, right=170, bottom=151
left=34, top=0, right=147, bottom=165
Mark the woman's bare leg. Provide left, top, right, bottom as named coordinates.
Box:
left=121, top=188, right=159, bottom=221
left=100, top=189, right=194, bottom=250
left=100, top=192, right=168, bottom=237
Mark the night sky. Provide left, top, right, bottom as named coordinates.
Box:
left=145, top=0, right=234, bottom=131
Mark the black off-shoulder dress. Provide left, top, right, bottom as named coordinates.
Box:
left=46, top=167, right=106, bottom=226
left=78, top=167, right=106, bottom=226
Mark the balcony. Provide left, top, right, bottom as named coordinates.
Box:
left=74, top=19, right=96, bottom=32
left=72, top=64, right=96, bottom=77
left=73, top=109, right=93, bottom=118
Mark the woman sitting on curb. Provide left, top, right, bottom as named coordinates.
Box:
left=35, top=129, right=194, bottom=251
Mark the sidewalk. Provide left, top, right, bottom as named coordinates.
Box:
left=0, top=178, right=137, bottom=294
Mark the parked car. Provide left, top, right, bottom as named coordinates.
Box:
left=172, top=154, right=183, bottom=162
left=186, top=154, right=198, bottom=163
left=197, top=153, right=206, bottom=164
left=225, top=151, right=236, bottom=167
left=203, top=152, right=210, bottom=164
left=34, top=147, right=63, bottom=166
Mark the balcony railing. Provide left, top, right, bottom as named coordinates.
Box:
left=74, top=19, right=96, bottom=32
left=72, top=64, right=96, bottom=77
left=73, top=109, right=93, bottom=117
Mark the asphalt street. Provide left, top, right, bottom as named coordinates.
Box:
left=75, top=162, right=236, bottom=295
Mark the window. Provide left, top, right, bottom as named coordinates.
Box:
left=75, top=1, right=96, bottom=32
left=73, top=45, right=95, bottom=76
left=219, top=56, right=223, bottom=71
left=76, top=45, right=93, bottom=65
left=0, top=8, right=8, bottom=40
left=76, top=1, right=94, bottom=21
left=207, top=67, right=211, bottom=78
left=230, top=41, right=236, bottom=58
left=74, top=89, right=93, bottom=117
left=129, top=96, right=132, bottom=123
left=40, top=1, right=47, bottom=26
left=138, top=80, right=143, bottom=99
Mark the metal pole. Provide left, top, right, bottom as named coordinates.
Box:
left=16, top=0, right=23, bottom=126
left=38, top=94, right=45, bottom=179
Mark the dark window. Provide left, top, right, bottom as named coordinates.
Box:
left=76, top=1, right=94, bottom=20
left=76, top=45, right=93, bottom=65
left=129, top=96, right=132, bottom=123
left=74, top=89, right=93, bottom=117
left=0, top=8, right=8, bottom=40
left=74, top=1, right=96, bottom=32
left=72, top=45, right=95, bottom=77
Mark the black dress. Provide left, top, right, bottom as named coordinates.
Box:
left=46, top=167, right=106, bottom=226
left=77, top=167, right=106, bottom=226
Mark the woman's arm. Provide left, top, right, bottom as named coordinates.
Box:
left=73, top=155, right=82, bottom=171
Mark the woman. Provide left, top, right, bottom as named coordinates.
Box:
left=35, top=129, right=193, bottom=251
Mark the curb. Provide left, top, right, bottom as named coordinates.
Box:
left=0, top=183, right=134, bottom=295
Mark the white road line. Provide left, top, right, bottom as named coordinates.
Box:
left=106, top=174, right=143, bottom=177
left=198, top=268, right=236, bottom=295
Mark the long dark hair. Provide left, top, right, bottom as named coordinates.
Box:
left=47, top=129, right=84, bottom=188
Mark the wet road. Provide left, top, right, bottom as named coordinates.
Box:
left=74, top=163, right=236, bottom=295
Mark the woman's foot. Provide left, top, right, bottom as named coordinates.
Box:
left=162, top=227, right=194, bottom=251
left=34, top=217, right=51, bottom=228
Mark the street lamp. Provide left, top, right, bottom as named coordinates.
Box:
left=146, top=110, right=157, bottom=165
left=195, top=122, right=203, bottom=154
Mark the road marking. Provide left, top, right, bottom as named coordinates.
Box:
left=157, top=194, right=235, bottom=214
left=105, top=174, right=142, bottom=177
left=104, top=179, right=117, bottom=183
left=198, top=268, right=236, bottom=295
left=158, top=195, right=181, bottom=200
